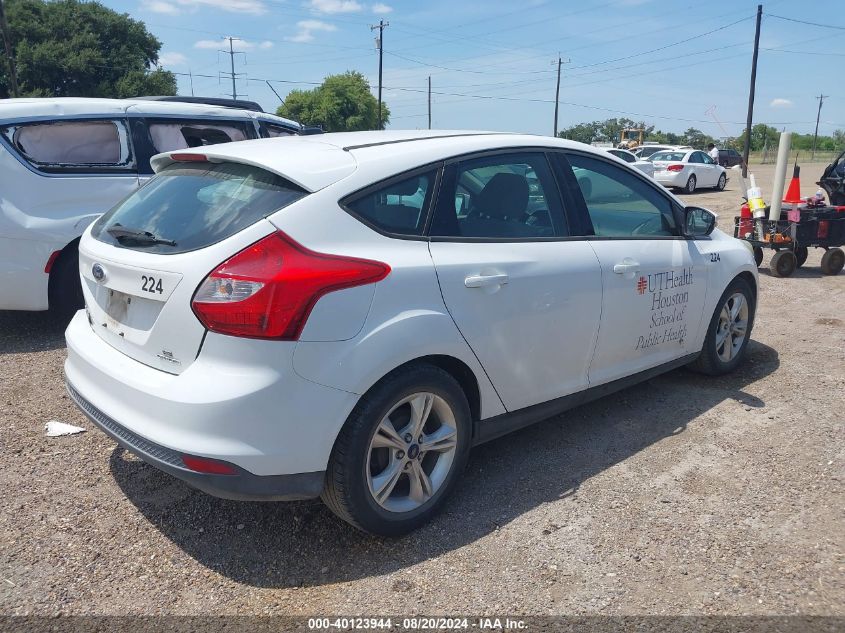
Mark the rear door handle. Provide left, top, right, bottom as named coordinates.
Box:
left=465, top=273, right=509, bottom=288
left=613, top=261, right=640, bottom=274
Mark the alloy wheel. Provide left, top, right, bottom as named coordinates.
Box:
left=715, top=292, right=749, bottom=363
left=366, top=392, right=458, bottom=513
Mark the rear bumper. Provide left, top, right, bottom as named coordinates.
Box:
left=67, top=381, right=324, bottom=500
left=64, top=310, right=359, bottom=482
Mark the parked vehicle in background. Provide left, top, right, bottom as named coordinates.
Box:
left=65, top=130, right=757, bottom=535
left=717, top=148, right=743, bottom=168
left=605, top=148, right=655, bottom=178
left=0, top=97, right=305, bottom=316
left=634, top=144, right=685, bottom=160
left=818, top=149, right=845, bottom=206
left=651, top=149, right=727, bottom=194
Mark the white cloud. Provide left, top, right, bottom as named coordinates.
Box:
left=770, top=98, right=793, bottom=108
left=141, top=0, right=266, bottom=15
left=372, top=2, right=392, bottom=13
left=194, top=38, right=273, bottom=51
left=285, top=19, right=337, bottom=43
left=141, top=0, right=181, bottom=14
left=306, top=0, right=362, bottom=14
left=158, top=52, right=188, bottom=66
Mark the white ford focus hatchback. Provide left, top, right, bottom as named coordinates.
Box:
left=65, top=131, right=758, bottom=535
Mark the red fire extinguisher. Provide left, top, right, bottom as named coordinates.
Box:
left=739, top=203, right=752, bottom=238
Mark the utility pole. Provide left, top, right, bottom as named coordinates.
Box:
left=370, top=19, right=388, bottom=130
left=742, top=4, right=763, bottom=178
left=220, top=36, right=245, bottom=101
left=812, top=94, right=828, bottom=161
left=427, top=75, right=431, bottom=130
left=552, top=56, right=569, bottom=137
left=189, top=69, right=194, bottom=96
left=0, top=0, right=20, bottom=97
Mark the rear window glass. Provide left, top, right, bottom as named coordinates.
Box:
left=651, top=152, right=686, bottom=162
left=91, top=162, right=307, bottom=254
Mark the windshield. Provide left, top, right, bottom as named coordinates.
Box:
left=650, top=152, right=686, bottom=162
left=91, top=162, right=307, bottom=254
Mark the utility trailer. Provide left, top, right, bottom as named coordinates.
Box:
left=734, top=207, right=845, bottom=278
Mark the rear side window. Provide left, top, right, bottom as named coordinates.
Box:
left=147, top=120, right=250, bottom=153
left=1, top=119, right=133, bottom=171
left=91, top=162, right=307, bottom=254
left=343, top=170, right=436, bottom=236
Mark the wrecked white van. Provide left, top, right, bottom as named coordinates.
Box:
left=0, top=97, right=304, bottom=316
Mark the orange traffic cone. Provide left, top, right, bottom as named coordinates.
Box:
left=784, top=162, right=802, bottom=204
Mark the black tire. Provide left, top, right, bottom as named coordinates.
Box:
left=715, top=173, right=727, bottom=191
left=753, top=246, right=764, bottom=267
left=794, top=246, right=809, bottom=268
left=689, top=277, right=755, bottom=376
left=820, top=247, right=844, bottom=275
left=321, top=363, right=472, bottom=536
left=48, top=244, right=84, bottom=321
left=684, top=174, right=697, bottom=194
left=770, top=250, right=797, bottom=278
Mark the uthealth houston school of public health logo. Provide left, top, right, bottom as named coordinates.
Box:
left=636, top=267, right=694, bottom=296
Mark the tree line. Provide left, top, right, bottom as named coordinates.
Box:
left=558, top=117, right=845, bottom=153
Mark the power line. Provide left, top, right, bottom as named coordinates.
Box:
left=766, top=14, right=845, bottom=30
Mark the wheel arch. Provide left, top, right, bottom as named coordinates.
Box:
left=47, top=236, right=81, bottom=308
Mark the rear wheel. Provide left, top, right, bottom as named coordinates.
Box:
left=821, top=247, right=844, bottom=275
left=689, top=277, right=755, bottom=376
left=48, top=244, right=84, bottom=321
left=715, top=173, right=727, bottom=191
left=322, top=364, right=471, bottom=536
left=770, top=250, right=797, bottom=278
left=685, top=174, right=697, bottom=194
left=753, top=246, right=764, bottom=267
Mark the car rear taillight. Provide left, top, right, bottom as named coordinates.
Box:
left=667, top=164, right=684, bottom=172
left=192, top=231, right=390, bottom=340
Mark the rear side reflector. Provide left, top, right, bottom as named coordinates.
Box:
left=192, top=231, right=390, bottom=340
left=667, top=164, right=684, bottom=172
left=181, top=454, right=238, bottom=475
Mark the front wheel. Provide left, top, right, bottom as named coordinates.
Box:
left=715, top=173, right=727, bottom=191
left=689, top=277, right=755, bottom=376
left=322, top=364, right=471, bottom=536
left=770, top=250, right=797, bottom=277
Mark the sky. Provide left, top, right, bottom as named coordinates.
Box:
left=104, top=0, right=844, bottom=138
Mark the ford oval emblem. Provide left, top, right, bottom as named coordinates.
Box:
left=92, top=263, right=106, bottom=282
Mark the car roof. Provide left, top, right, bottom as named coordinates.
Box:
left=150, top=130, right=610, bottom=192
left=0, top=97, right=301, bottom=129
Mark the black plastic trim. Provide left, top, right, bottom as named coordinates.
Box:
left=472, top=353, right=699, bottom=446
left=66, top=381, right=324, bottom=501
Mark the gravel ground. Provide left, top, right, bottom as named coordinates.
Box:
left=0, top=162, right=842, bottom=617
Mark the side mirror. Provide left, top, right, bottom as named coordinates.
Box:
left=683, top=206, right=717, bottom=237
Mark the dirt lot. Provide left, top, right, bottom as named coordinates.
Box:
left=0, top=162, right=842, bottom=618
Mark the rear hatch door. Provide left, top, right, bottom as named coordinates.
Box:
left=79, top=157, right=315, bottom=374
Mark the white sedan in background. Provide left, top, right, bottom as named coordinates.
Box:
left=605, top=148, right=655, bottom=178
left=651, top=149, right=727, bottom=194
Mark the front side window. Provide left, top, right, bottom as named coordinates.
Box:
left=566, top=153, right=677, bottom=238
left=430, top=152, right=566, bottom=239
left=344, top=170, right=436, bottom=236
left=147, top=120, right=250, bottom=153
left=609, top=150, right=635, bottom=163
left=264, top=124, right=295, bottom=138
left=1, top=119, right=132, bottom=170
left=91, top=161, right=306, bottom=254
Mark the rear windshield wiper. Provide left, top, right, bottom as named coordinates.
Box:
left=106, top=224, right=177, bottom=247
